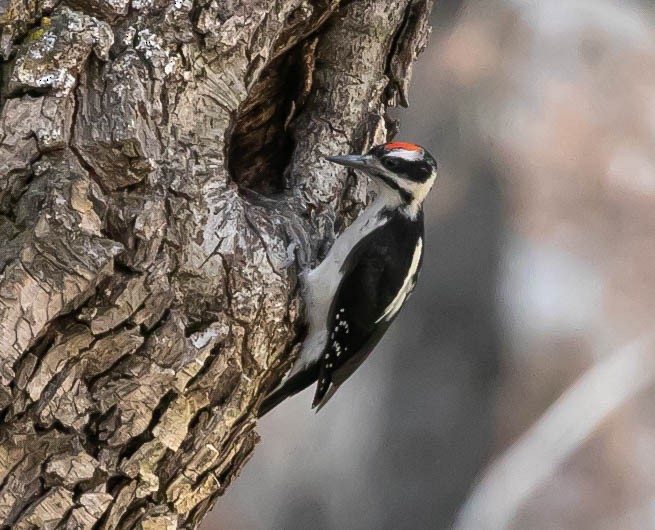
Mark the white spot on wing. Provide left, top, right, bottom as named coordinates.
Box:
left=376, top=238, right=423, bottom=323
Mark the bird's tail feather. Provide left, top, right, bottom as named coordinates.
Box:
left=312, top=383, right=338, bottom=412
left=257, top=364, right=319, bottom=418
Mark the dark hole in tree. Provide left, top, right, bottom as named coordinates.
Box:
left=227, top=43, right=309, bottom=195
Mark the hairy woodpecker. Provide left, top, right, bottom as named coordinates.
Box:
left=258, top=142, right=438, bottom=416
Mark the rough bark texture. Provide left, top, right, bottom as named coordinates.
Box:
left=0, top=0, right=432, bottom=527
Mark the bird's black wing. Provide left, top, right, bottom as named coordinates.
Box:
left=313, top=211, right=424, bottom=408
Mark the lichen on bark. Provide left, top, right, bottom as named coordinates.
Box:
left=0, top=0, right=432, bottom=527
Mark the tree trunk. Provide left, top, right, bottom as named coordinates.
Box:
left=0, top=0, right=432, bottom=527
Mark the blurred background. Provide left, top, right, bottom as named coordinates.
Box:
left=204, top=1, right=655, bottom=528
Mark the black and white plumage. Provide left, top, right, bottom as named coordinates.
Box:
left=258, top=142, right=437, bottom=416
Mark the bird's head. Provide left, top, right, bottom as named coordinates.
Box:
left=326, top=142, right=437, bottom=214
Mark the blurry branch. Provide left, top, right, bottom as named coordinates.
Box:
left=454, top=335, right=655, bottom=530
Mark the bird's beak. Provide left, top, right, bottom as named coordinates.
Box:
left=325, top=154, right=372, bottom=170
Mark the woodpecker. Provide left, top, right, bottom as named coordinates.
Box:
left=258, top=142, right=437, bottom=416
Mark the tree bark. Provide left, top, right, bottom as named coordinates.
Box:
left=0, top=0, right=432, bottom=527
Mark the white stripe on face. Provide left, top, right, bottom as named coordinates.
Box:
left=386, top=148, right=423, bottom=162
left=386, top=167, right=437, bottom=214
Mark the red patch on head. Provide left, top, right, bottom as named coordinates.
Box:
left=385, top=142, right=422, bottom=152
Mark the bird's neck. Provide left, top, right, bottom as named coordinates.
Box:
left=370, top=180, right=422, bottom=221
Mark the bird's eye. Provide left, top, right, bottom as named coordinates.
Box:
left=382, top=158, right=399, bottom=170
